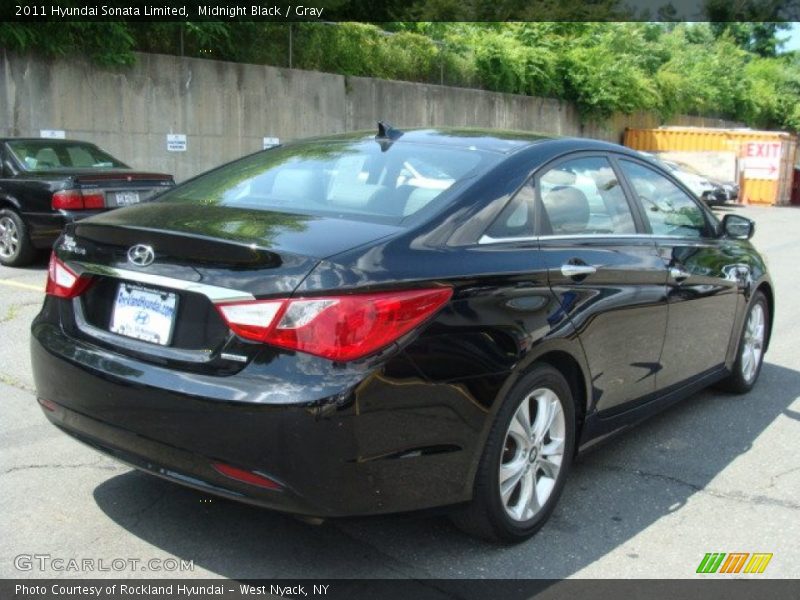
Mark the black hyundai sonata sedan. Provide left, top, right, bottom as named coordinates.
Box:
left=31, top=126, right=772, bottom=542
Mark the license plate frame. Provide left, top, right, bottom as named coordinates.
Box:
left=109, top=283, right=178, bottom=346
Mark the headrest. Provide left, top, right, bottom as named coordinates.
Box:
left=35, top=148, right=59, bottom=168
left=543, top=186, right=590, bottom=234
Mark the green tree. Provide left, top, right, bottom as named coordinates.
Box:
left=709, top=22, right=792, bottom=57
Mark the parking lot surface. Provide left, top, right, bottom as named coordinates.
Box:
left=0, top=205, right=798, bottom=579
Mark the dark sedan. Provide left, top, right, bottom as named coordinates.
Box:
left=0, top=138, right=174, bottom=266
left=31, top=127, right=772, bottom=542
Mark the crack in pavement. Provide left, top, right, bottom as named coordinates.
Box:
left=1, top=463, right=124, bottom=476
left=585, top=462, right=800, bottom=511
left=0, top=372, right=35, bottom=393
left=765, top=465, right=800, bottom=490
left=0, top=300, right=40, bottom=324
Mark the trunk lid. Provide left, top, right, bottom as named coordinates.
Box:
left=56, top=202, right=401, bottom=372
left=70, top=170, right=175, bottom=208
left=71, top=202, right=401, bottom=283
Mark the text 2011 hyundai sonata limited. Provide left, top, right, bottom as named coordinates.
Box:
left=31, top=126, right=772, bottom=542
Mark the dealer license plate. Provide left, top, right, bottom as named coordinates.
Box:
left=109, top=284, right=178, bottom=346
left=112, top=191, right=141, bottom=206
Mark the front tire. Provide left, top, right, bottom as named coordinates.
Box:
left=0, top=209, right=36, bottom=267
left=451, top=364, right=576, bottom=543
left=718, top=291, right=769, bottom=394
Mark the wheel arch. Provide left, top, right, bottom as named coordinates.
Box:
left=455, top=343, right=589, bottom=532
left=0, top=195, right=22, bottom=212
left=472, top=340, right=592, bottom=475
left=533, top=349, right=588, bottom=452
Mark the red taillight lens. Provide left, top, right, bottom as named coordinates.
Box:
left=216, top=300, right=284, bottom=342
left=52, top=189, right=106, bottom=210
left=45, top=253, right=93, bottom=298
left=215, top=288, right=452, bottom=362
left=81, top=192, right=105, bottom=209
left=52, top=190, right=83, bottom=210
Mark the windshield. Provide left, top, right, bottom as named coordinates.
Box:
left=7, top=140, right=128, bottom=171
left=157, top=139, right=499, bottom=224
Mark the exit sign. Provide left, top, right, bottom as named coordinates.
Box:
left=742, top=142, right=781, bottom=180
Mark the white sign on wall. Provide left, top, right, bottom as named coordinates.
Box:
left=166, top=134, right=187, bottom=152
left=742, top=141, right=781, bottom=180
left=263, top=137, right=280, bottom=149
left=40, top=129, right=66, bottom=139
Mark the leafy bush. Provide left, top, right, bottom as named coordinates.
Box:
left=0, top=22, right=135, bottom=66
left=2, top=21, right=798, bottom=132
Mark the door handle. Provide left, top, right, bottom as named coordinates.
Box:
left=669, top=266, right=690, bottom=281
left=561, top=264, right=597, bottom=278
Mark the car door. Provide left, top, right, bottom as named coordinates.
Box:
left=535, top=154, right=669, bottom=414
left=616, top=158, right=740, bottom=391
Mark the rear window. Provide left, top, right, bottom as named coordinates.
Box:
left=157, top=139, right=499, bottom=224
left=7, top=141, right=128, bottom=171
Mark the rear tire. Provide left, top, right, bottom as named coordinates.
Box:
left=450, top=364, right=576, bottom=543
left=717, top=291, right=769, bottom=394
left=0, top=209, right=36, bottom=267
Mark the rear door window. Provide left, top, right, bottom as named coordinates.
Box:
left=538, top=156, right=637, bottom=235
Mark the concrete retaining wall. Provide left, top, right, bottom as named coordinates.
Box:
left=0, top=50, right=742, bottom=181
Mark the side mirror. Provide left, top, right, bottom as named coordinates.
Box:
left=722, top=214, right=754, bottom=240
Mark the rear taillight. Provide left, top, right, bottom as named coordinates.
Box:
left=81, top=192, right=106, bottom=209
left=45, top=253, right=93, bottom=299
left=51, top=190, right=82, bottom=210
left=52, top=189, right=106, bottom=210
left=215, top=288, right=452, bottom=362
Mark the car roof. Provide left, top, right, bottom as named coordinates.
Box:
left=286, top=128, right=633, bottom=156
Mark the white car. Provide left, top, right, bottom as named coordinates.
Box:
left=638, top=152, right=725, bottom=204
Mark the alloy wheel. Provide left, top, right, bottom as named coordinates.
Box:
left=498, top=387, right=566, bottom=522
left=741, top=302, right=765, bottom=384
left=0, top=216, right=20, bottom=260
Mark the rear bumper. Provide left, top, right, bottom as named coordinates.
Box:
left=30, top=311, right=480, bottom=517
left=40, top=398, right=322, bottom=515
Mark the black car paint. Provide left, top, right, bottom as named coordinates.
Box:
left=703, top=186, right=729, bottom=206
left=0, top=139, right=174, bottom=249
left=30, top=130, right=772, bottom=518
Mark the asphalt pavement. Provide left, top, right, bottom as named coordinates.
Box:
left=0, top=205, right=798, bottom=579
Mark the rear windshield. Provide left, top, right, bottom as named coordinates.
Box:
left=7, top=140, right=128, bottom=171
left=157, top=139, right=500, bottom=224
